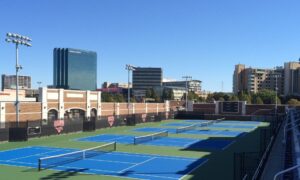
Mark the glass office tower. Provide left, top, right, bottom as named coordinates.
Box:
left=53, top=48, right=97, bottom=90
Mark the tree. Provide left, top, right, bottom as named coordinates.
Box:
left=146, top=88, right=160, bottom=102
left=101, top=92, right=113, bottom=102
left=212, top=92, right=225, bottom=101
left=198, top=96, right=205, bottom=102
left=255, top=96, right=264, bottom=104
left=206, top=93, right=215, bottom=103
left=219, top=97, right=225, bottom=101
left=146, top=89, right=152, bottom=98
left=230, top=95, right=239, bottom=101
left=287, top=98, right=300, bottom=105
left=271, top=96, right=281, bottom=105
left=187, top=91, right=198, bottom=101
left=240, top=93, right=251, bottom=104
left=256, top=89, right=277, bottom=104
left=114, top=93, right=125, bottom=102
left=162, top=88, right=174, bottom=100
left=223, top=94, right=230, bottom=101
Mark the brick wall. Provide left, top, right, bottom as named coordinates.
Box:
left=193, top=103, right=215, bottom=114
left=2, top=101, right=168, bottom=122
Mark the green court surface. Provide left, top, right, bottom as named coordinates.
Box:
left=0, top=119, right=269, bottom=180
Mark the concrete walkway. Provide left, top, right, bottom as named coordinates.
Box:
left=260, top=122, right=285, bottom=179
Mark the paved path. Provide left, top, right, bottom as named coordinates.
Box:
left=260, top=121, right=285, bottom=179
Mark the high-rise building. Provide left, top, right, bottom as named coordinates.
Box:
left=284, top=62, right=300, bottom=96
left=233, top=64, right=284, bottom=95
left=163, top=80, right=202, bottom=93
left=233, top=64, right=247, bottom=94
left=53, top=48, right=97, bottom=90
left=1, top=74, right=31, bottom=90
left=132, top=67, right=163, bottom=97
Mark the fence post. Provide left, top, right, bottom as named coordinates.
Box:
left=0, top=102, right=5, bottom=128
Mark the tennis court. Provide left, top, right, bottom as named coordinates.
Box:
left=133, top=127, right=245, bottom=137
left=75, top=134, right=234, bottom=150
left=184, top=120, right=261, bottom=125
left=0, top=146, right=208, bottom=180
left=162, top=122, right=256, bottom=129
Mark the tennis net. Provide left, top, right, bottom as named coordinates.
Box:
left=214, top=118, right=225, bottom=123
left=38, top=142, right=116, bottom=171
left=134, top=131, right=168, bottom=145
left=176, top=124, right=197, bottom=133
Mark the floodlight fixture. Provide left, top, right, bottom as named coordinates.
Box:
left=5, top=32, right=32, bottom=126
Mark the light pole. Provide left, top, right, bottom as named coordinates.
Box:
left=274, top=68, right=279, bottom=115
left=125, top=64, right=135, bottom=114
left=182, top=76, right=192, bottom=111
left=6, top=32, right=32, bottom=127
left=37, top=81, right=42, bottom=88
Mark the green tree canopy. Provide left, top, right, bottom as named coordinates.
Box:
left=287, top=98, right=300, bottom=105
left=145, top=88, right=160, bottom=102
left=101, top=92, right=114, bottom=102
left=230, top=95, right=239, bottom=101
left=255, top=96, right=264, bottom=104
left=256, top=89, right=277, bottom=104
left=162, top=88, right=174, bottom=100
left=187, top=91, right=199, bottom=101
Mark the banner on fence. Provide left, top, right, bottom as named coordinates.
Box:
left=54, top=120, right=64, bottom=134
left=108, top=116, right=115, bottom=127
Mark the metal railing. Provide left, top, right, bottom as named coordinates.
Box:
left=273, top=164, right=300, bottom=180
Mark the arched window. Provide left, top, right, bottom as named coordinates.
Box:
left=48, top=109, right=58, bottom=121
left=65, top=109, right=86, bottom=121
left=90, top=109, right=97, bottom=121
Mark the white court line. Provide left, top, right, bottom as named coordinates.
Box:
left=71, top=133, right=113, bottom=141
left=0, top=146, right=33, bottom=153
left=132, top=172, right=179, bottom=180
left=118, top=157, right=156, bottom=173
left=179, top=159, right=209, bottom=180
left=221, top=140, right=236, bottom=151
left=76, top=134, right=130, bottom=142
left=31, top=146, right=78, bottom=151
left=7, top=149, right=65, bottom=161
left=86, top=158, right=136, bottom=165
left=0, top=160, right=141, bottom=180
left=112, top=151, right=198, bottom=161
left=59, top=164, right=142, bottom=180
left=183, top=139, right=202, bottom=148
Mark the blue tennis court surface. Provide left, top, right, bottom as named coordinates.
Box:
left=0, top=146, right=208, bottom=180
left=183, top=120, right=261, bottom=125
left=133, top=127, right=245, bottom=137
left=162, top=122, right=256, bottom=129
left=162, top=122, right=196, bottom=127
left=184, top=120, right=209, bottom=123
left=76, top=134, right=234, bottom=150
left=208, top=124, right=256, bottom=129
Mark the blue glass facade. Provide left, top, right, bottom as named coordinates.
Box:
left=53, top=48, right=97, bottom=90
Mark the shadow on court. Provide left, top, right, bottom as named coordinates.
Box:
left=39, top=168, right=88, bottom=180
left=183, top=126, right=266, bottom=180
left=181, top=136, right=236, bottom=152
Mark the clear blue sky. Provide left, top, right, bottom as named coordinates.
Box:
left=1, top=0, right=300, bottom=92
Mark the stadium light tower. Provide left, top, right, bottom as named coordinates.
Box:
left=6, top=32, right=32, bottom=127
left=125, top=64, right=135, bottom=114
left=37, top=81, right=42, bottom=88
left=182, top=76, right=192, bottom=111
left=274, top=67, right=279, bottom=115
